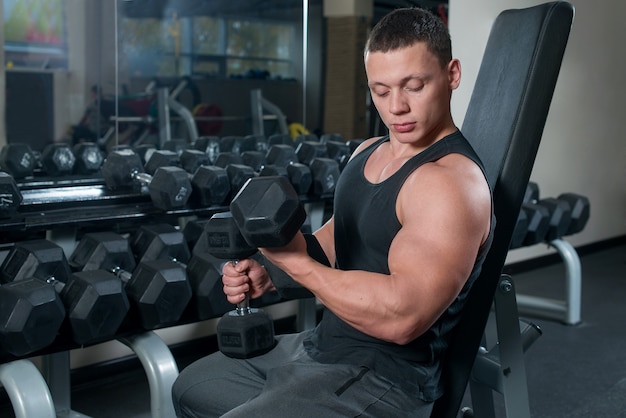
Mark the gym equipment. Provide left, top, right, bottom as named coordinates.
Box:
left=557, top=192, right=590, bottom=235
left=131, top=223, right=191, bottom=264
left=144, top=150, right=181, bottom=175
left=259, top=163, right=312, bottom=196
left=180, top=149, right=210, bottom=174
left=230, top=176, right=306, bottom=248
left=72, top=142, right=105, bottom=175
left=40, top=143, right=76, bottom=176
left=520, top=202, right=550, bottom=246
left=536, top=197, right=572, bottom=242
left=225, top=164, right=256, bottom=198
left=0, top=143, right=36, bottom=179
left=0, top=240, right=129, bottom=352
left=101, top=148, right=192, bottom=211
left=144, top=148, right=232, bottom=208
left=515, top=189, right=590, bottom=326
left=204, top=211, right=276, bottom=358
left=70, top=231, right=191, bottom=329
left=265, top=144, right=340, bottom=196
left=192, top=136, right=220, bottom=164
left=431, top=3, right=574, bottom=417
left=185, top=251, right=233, bottom=320
left=241, top=151, right=266, bottom=172
left=0, top=142, right=78, bottom=179
left=0, top=172, right=23, bottom=218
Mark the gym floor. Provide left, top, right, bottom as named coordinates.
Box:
left=0, top=242, right=624, bottom=417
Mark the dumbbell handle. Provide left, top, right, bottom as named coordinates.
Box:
left=111, top=266, right=132, bottom=283
left=45, top=277, right=65, bottom=293
left=130, top=170, right=153, bottom=186
left=231, top=260, right=252, bottom=316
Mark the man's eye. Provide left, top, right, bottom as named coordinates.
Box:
left=373, top=90, right=389, bottom=97
left=406, top=85, right=424, bottom=92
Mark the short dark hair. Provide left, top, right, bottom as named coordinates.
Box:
left=365, top=8, right=452, bottom=68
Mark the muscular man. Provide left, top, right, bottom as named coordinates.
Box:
left=173, top=7, right=494, bottom=417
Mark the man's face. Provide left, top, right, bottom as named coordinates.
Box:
left=365, top=42, right=460, bottom=145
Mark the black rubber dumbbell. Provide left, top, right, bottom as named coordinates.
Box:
left=192, top=136, right=220, bottom=164
left=204, top=211, right=277, bottom=358
left=69, top=231, right=192, bottom=329
left=0, top=143, right=37, bottom=179
left=556, top=193, right=590, bottom=235
left=131, top=222, right=233, bottom=321
left=0, top=172, right=23, bottom=218
left=0, top=142, right=76, bottom=178
left=268, top=143, right=340, bottom=197
left=0, top=240, right=130, bottom=354
left=145, top=149, right=231, bottom=207
left=72, top=142, right=105, bottom=175
left=101, top=148, right=192, bottom=211
left=536, top=197, right=572, bottom=242
left=40, top=143, right=77, bottom=176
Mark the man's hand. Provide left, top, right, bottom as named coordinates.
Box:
left=222, top=258, right=275, bottom=305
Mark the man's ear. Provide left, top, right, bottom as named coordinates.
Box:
left=448, top=59, right=462, bottom=90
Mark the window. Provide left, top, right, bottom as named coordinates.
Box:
left=3, top=0, right=68, bottom=69
left=120, top=13, right=295, bottom=80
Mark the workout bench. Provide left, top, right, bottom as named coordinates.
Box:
left=431, top=2, right=574, bottom=417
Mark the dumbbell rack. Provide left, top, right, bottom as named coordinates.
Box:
left=515, top=238, right=581, bottom=325
left=0, top=182, right=328, bottom=417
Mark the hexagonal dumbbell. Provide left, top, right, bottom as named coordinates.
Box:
left=73, top=142, right=105, bottom=175
left=230, top=175, right=306, bottom=247
left=0, top=172, right=23, bottom=218
left=536, top=197, right=572, bottom=242
left=101, top=148, right=192, bottom=211
left=132, top=223, right=215, bottom=320
left=145, top=149, right=231, bottom=208
left=204, top=211, right=276, bottom=358
left=0, top=143, right=37, bottom=179
left=557, top=193, right=590, bottom=235
left=0, top=240, right=130, bottom=354
left=41, top=143, right=77, bottom=176
left=520, top=202, right=551, bottom=246
left=70, top=231, right=192, bottom=329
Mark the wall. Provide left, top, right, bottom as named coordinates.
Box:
left=449, top=0, right=626, bottom=263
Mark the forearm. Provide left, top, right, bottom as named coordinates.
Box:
left=262, top=234, right=330, bottom=299
left=280, top=258, right=429, bottom=344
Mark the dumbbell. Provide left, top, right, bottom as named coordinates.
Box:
left=0, top=142, right=77, bottom=178
left=131, top=222, right=234, bottom=320
left=296, top=139, right=351, bottom=171
left=192, top=136, right=220, bottom=164
left=145, top=149, right=231, bottom=207
left=229, top=175, right=311, bottom=300
left=556, top=193, right=590, bottom=236
left=219, top=135, right=268, bottom=155
left=261, top=145, right=312, bottom=195
left=535, top=197, right=572, bottom=242
left=69, top=230, right=192, bottom=329
left=265, top=144, right=339, bottom=196
left=73, top=142, right=105, bottom=175
left=0, top=240, right=130, bottom=355
left=0, top=171, right=23, bottom=218
left=204, top=212, right=276, bottom=358
left=101, top=148, right=192, bottom=211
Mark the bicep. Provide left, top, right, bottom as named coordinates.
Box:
left=388, top=170, right=490, bottom=328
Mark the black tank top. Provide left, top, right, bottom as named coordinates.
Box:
left=303, top=131, right=495, bottom=401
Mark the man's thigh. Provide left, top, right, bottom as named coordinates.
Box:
left=223, top=358, right=433, bottom=418
left=172, top=332, right=310, bottom=417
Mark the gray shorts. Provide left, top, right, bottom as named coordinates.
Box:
left=172, top=331, right=433, bottom=417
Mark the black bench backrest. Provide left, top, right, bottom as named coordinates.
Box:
left=431, top=2, right=575, bottom=416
